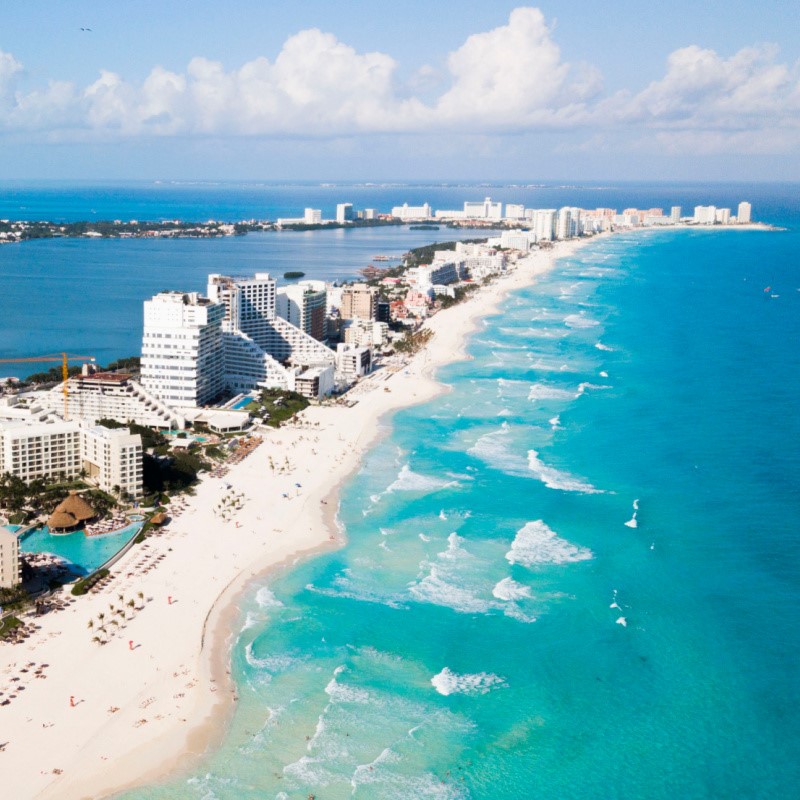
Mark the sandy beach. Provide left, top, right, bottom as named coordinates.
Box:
left=0, top=237, right=590, bottom=799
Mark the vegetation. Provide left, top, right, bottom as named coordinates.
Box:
left=97, top=419, right=166, bottom=450
left=105, top=356, right=140, bottom=372
left=283, top=271, right=306, bottom=279
left=71, top=568, right=109, bottom=596
left=0, top=615, right=23, bottom=640
left=402, top=239, right=486, bottom=271
left=142, top=449, right=210, bottom=494
left=246, top=388, right=310, bottom=427
left=394, top=329, right=434, bottom=355
left=439, top=284, right=479, bottom=309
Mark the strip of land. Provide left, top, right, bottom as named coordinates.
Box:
left=0, top=232, right=661, bottom=798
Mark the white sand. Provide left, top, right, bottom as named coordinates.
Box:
left=0, top=237, right=591, bottom=799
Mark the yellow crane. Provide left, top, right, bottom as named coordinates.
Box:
left=0, top=353, right=96, bottom=419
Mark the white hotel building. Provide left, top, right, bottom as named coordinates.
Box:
left=141, top=292, right=225, bottom=407
left=0, top=419, right=143, bottom=498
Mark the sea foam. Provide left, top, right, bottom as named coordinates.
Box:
left=506, top=520, right=593, bottom=567
left=387, top=464, right=457, bottom=494
left=431, top=667, right=506, bottom=696
left=527, top=450, right=603, bottom=493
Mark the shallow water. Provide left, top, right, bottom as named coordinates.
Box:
left=120, top=195, right=800, bottom=799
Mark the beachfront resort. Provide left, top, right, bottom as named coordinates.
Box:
left=0, top=194, right=758, bottom=799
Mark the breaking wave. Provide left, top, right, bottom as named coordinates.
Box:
left=506, top=520, right=593, bottom=567
left=431, top=667, right=506, bottom=696
left=527, top=450, right=603, bottom=493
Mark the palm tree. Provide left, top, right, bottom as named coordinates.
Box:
left=127, top=599, right=135, bottom=617
left=118, top=593, right=125, bottom=604
left=87, top=619, right=94, bottom=630
left=97, top=612, right=106, bottom=630
left=137, top=591, right=144, bottom=609
left=92, top=636, right=103, bottom=646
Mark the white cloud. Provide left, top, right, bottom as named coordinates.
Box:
left=0, top=7, right=798, bottom=158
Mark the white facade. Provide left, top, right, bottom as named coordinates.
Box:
left=693, top=206, right=717, bottom=225
left=500, top=230, right=534, bottom=251
left=336, top=344, right=372, bottom=380
left=556, top=207, right=572, bottom=240
left=670, top=206, right=682, bottom=223
left=80, top=426, right=143, bottom=499
left=290, top=365, right=335, bottom=400
left=737, top=201, right=752, bottom=223
left=336, top=203, right=354, bottom=223
left=391, top=203, right=432, bottom=221
left=0, top=419, right=81, bottom=482
left=463, top=197, right=503, bottom=220
left=141, top=292, right=225, bottom=407
left=532, top=209, right=557, bottom=241
left=0, top=526, right=21, bottom=588
left=715, top=208, right=731, bottom=225
left=40, top=373, right=185, bottom=430
left=304, top=208, right=322, bottom=224
left=276, top=283, right=327, bottom=341
left=504, top=203, right=526, bottom=220
left=0, top=419, right=142, bottom=498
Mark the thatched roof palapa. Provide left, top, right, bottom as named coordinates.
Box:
left=47, top=510, right=80, bottom=531
left=56, top=492, right=95, bottom=522
left=150, top=512, right=167, bottom=526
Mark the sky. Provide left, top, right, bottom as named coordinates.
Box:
left=0, top=1, right=799, bottom=181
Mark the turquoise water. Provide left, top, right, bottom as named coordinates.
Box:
left=120, top=215, right=800, bottom=798
left=231, top=398, right=256, bottom=410
left=21, top=521, right=142, bottom=576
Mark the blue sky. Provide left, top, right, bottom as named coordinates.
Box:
left=1, top=1, right=798, bottom=180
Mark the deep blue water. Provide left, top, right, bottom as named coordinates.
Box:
left=104, top=185, right=800, bottom=799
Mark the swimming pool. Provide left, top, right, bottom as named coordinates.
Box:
left=231, top=397, right=256, bottom=410
left=20, top=521, right=142, bottom=576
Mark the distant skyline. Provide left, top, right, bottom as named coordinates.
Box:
left=1, top=1, right=799, bottom=181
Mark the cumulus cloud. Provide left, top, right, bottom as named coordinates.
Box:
left=0, top=7, right=798, bottom=157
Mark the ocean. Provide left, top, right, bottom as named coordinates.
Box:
left=2, top=183, right=798, bottom=797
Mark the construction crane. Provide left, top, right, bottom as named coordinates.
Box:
left=0, top=353, right=96, bottom=419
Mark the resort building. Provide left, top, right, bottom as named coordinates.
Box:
left=0, top=419, right=142, bottom=497
left=693, top=206, right=718, bottom=225
left=80, top=426, right=143, bottom=499
left=463, top=198, right=503, bottom=220
left=504, top=203, right=526, bottom=220
left=208, top=273, right=337, bottom=393
left=0, top=526, right=21, bottom=588
left=141, top=292, right=225, bottom=407
left=391, top=202, right=433, bottom=221
left=0, top=419, right=82, bottom=483
left=276, top=282, right=328, bottom=340
left=737, top=202, right=752, bottom=223
left=39, top=372, right=185, bottom=430
left=336, top=203, right=354, bottom=223
left=342, top=319, right=390, bottom=349
left=336, top=344, right=372, bottom=381
left=339, top=284, right=379, bottom=321
left=292, top=365, right=335, bottom=400
left=671, top=206, right=682, bottom=223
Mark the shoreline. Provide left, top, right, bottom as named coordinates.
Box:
left=0, top=227, right=730, bottom=799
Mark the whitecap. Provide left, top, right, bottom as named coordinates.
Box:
left=549, top=415, right=561, bottom=429
left=528, top=383, right=577, bottom=401
left=492, top=577, right=533, bottom=601
left=506, top=520, right=593, bottom=566
left=255, top=587, right=283, bottom=610
left=431, top=667, right=506, bottom=696
left=527, top=450, right=603, bottom=494
left=616, top=617, right=627, bottom=627
left=387, top=464, right=457, bottom=494
left=468, top=426, right=530, bottom=477
left=624, top=498, right=639, bottom=528
left=564, top=313, right=600, bottom=329
left=438, top=510, right=448, bottom=521
left=595, top=342, right=613, bottom=351
left=577, top=382, right=612, bottom=394
left=599, top=371, right=609, bottom=378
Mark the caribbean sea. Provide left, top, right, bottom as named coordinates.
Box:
left=112, top=189, right=800, bottom=799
